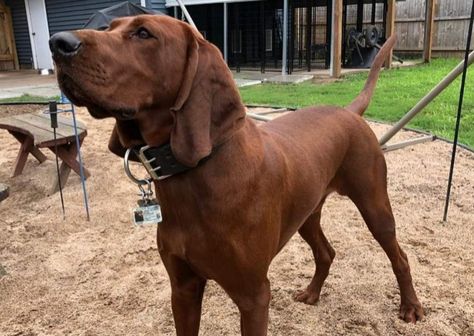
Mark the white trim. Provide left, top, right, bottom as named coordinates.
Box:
left=24, top=0, right=37, bottom=69
left=140, top=0, right=147, bottom=6
left=166, top=0, right=260, bottom=8
left=24, top=0, right=53, bottom=70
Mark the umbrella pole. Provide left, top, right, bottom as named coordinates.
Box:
left=175, top=0, right=196, bottom=29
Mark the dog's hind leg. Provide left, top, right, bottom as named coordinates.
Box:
left=294, top=207, right=336, bottom=305
left=343, top=153, right=424, bottom=323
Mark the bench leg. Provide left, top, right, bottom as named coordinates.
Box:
left=30, top=146, right=47, bottom=163
left=48, top=140, right=91, bottom=193
left=51, top=162, right=72, bottom=194
left=9, top=131, right=47, bottom=164
left=11, top=134, right=34, bottom=177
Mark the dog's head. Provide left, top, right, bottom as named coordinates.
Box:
left=50, top=15, right=245, bottom=166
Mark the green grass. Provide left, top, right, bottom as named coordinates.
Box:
left=0, top=94, right=59, bottom=104
left=240, top=58, right=474, bottom=148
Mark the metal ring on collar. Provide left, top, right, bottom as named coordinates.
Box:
left=124, top=148, right=153, bottom=186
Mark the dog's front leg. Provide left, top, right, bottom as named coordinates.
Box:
left=225, top=279, right=271, bottom=336
left=161, top=254, right=206, bottom=336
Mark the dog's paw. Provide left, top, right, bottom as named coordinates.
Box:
left=399, top=301, right=424, bottom=323
left=293, top=289, right=320, bottom=305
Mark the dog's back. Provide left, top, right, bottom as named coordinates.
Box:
left=259, top=35, right=396, bottom=198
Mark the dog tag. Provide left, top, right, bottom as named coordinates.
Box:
left=133, top=199, right=162, bottom=226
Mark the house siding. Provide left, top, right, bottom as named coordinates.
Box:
left=5, top=0, right=33, bottom=68
left=148, top=0, right=167, bottom=12
left=5, top=0, right=168, bottom=69
left=44, top=0, right=142, bottom=36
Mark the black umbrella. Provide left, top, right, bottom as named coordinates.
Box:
left=83, top=1, right=160, bottom=30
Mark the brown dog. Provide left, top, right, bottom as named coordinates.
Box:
left=50, top=15, right=423, bottom=335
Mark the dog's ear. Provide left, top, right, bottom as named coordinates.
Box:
left=107, top=120, right=144, bottom=161
left=171, top=31, right=200, bottom=113
left=169, top=26, right=245, bottom=167
left=169, top=28, right=211, bottom=167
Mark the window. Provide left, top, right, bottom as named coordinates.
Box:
left=265, top=29, right=273, bottom=51
left=231, top=30, right=242, bottom=53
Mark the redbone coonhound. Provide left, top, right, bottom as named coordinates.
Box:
left=49, top=15, right=424, bottom=335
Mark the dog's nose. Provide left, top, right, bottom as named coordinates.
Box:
left=49, top=32, right=82, bottom=56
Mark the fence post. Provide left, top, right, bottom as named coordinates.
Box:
left=330, top=0, right=342, bottom=78
left=385, top=0, right=396, bottom=69
left=423, top=0, right=436, bottom=62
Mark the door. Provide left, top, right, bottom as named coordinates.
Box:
left=0, top=1, right=19, bottom=70
left=25, top=0, right=52, bottom=69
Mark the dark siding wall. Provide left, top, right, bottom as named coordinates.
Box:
left=5, top=0, right=33, bottom=68
left=45, top=0, right=142, bottom=36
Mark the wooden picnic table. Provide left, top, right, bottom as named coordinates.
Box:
left=0, top=112, right=90, bottom=192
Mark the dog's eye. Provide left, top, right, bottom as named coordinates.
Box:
left=136, top=27, right=152, bottom=39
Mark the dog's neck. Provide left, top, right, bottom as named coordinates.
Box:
left=135, top=106, right=174, bottom=146
left=154, top=117, right=263, bottom=184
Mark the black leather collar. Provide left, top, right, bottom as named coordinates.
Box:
left=134, top=143, right=192, bottom=180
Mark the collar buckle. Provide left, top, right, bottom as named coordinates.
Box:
left=137, top=145, right=169, bottom=180
left=136, top=143, right=191, bottom=181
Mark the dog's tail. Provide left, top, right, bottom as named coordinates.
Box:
left=345, top=35, right=397, bottom=116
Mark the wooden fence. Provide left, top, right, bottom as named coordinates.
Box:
left=395, top=0, right=473, bottom=57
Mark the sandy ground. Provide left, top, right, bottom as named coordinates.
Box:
left=0, top=106, right=473, bottom=336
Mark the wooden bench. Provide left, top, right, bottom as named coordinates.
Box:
left=0, top=112, right=91, bottom=192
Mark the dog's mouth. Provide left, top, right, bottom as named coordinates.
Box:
left=87, top=105, right=137, bottom=120
left=57, top=72, right=82, bottom=101
left=58, top=72, right=137, bottom=120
